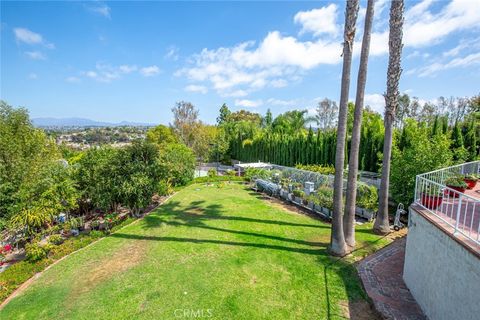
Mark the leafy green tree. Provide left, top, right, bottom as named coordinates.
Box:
left=118, top=141, right=161, bottom=215
left=0, top=102, right=59, bottom=224
left=75, top=146, right=123, bottom=212
left=217, top=103, right=231, bottom=125
left=171, top=101, right=200, bottom=148
left=262, top=109, right=273, bottom=129
left=159, top=143, right=195, bottom=186
left=146, top=125, right=178, bottom=148
left=390, top=120, right=452, bottom=205
left=272, top=110, right=315, bottom=135
left=12, top=162, right=79, bottom=235
left=451, top=122, right=468, bottom=162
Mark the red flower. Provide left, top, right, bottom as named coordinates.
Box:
left=4, top=244, right=12, bottom=252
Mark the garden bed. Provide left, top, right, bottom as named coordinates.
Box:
left=0, top=195, right=171, bottom=304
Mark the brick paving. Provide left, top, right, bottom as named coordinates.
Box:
left=357, top=237, right=427, bottom=320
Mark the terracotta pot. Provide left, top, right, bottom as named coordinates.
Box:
left=445, top=185, right=466, bottom=197
left=421, top=193, right=443, bottom=209
left=464, top=178, right=477, bottom=190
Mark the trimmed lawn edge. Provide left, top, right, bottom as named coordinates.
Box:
left=0, top=193, right=176, bottom=309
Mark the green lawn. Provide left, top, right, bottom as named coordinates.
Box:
left=0, top=183, right=389, bottom=319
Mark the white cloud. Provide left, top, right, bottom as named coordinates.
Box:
left=177, top=0, right=480, bottom=95
left=78, top=63, right=158, bottom=82
left=14, top=28, right=42, bottom=44
left=177, top=31, right=341, bottom=96
left=443, top=37, right=480, bottom=58
left=222, top=90, right=249, bottom=98
left=266, top=98, right=298, bottom=107
left=185, top=84, right=208, bottom=94
left=118, top=65, right=137, bottom=73
left=403, top=0, right=480, bottom=48
left=418, top=52, right=480, bottom=77
left=84, top=71, right=98, bottom=79
left=235, top=99, right=262, bottom=108
left=28, top=73, right=38, bottom=80
left=367, top=0, right=480, bottom=57
left=165, top=46, right=179, bottom=61
left=364, top=94, right=385, bottom=114
left=66, top=76, right=81, bottom=83
left=13, top=28, right=54, bottom=48
left=294, top=4, right=339, bottom=37
left=270, top=79, right=288, bottom=88
left=89, top=4, right=111, bottom=19
left=25, top=51, right=46, bottom=60
left=140, top=65, right=160, bottom=77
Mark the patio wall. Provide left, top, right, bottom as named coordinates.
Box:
left=404, top=208, right=480, bottom=320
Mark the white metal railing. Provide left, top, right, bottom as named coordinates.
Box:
left=414, top=161, right=480, bottom=245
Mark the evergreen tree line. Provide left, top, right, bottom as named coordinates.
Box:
left=227, top=100, right=479, bottom=173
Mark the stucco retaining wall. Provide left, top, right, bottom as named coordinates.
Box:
left=404, top=208, right=480, bottom=320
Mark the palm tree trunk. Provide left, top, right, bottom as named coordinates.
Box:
left=330, top=0, right=359, bottom=256
left=344, top=0, right=375, bottom=248
left=374, top=0, right=404, bottom=234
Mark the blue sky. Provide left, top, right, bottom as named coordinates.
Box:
left=1, top=0, right=479, bottom=124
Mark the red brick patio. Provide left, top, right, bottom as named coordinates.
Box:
left=357, top=237, right=426, bottom=320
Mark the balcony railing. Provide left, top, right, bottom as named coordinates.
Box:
left=414, top=161, right=480, bottom=245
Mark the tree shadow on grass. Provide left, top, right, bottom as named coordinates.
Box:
left=320, top=234, right=389, bottom=320
left=125, top=196, right=382, bottom=319
left=144, top=200, right=330, bottom=230
left=111, top=233, right=328, bottom=256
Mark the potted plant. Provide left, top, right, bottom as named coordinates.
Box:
left=355, top=184, right=378, bottom=220
left=306, top=194, right=315, bottom=210
left=317, top=186, right=334, bottom=218
left=292, top=189, right=305, bottom=205
left=464, top=174, right=478, bottom=190
left=445, top=175, right=468, bottom=197
left=90, top=219, right=100, bottom=230
left=421, top=186, right=443, bottom=210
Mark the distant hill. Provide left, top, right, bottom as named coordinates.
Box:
left=32, top=117, right=155, bottom=127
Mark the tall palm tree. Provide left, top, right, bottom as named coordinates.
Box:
left=330, top=0, right=359, bottom=256
left=374, top=0, right=405, bottom=234
left=344, top=0, right=375, bottom=249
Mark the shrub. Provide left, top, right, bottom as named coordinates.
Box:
left=226, top=169, right=236, bottom=177
left=192, top=175, right=245, bottom=184
left=157, top=179, right=174, bottom=196
left=159, top=143, right=196, bottom=186
left=207, top=168, right=217, bottom=179
left=245, top=168, right=271, bottom=181
left=89, top=230, right=104, bottom=238
left=90, top=219, right=100, bottom=230
left=292, top=189, right=305, bottom=198
left=25, top=242, right=48, bottom=262
left=316, top=186, right=334, bottom=210
left=68, top=217, right=84, bottom=230
left=295, top=164, right=335, bottom=175
left=356, top=183, right=378, bottom=212
left=48, top=234, right=64, bottom=245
